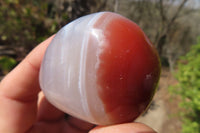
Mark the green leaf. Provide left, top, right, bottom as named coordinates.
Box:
left=0, top=56, right=17, bottom=73
left=170, top=36, right=200, bottom=133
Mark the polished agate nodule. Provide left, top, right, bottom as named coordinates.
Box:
left=39, top=12, right=161, bottom=125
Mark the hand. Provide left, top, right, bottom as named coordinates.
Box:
left=0, top=36, right=156, bottom=133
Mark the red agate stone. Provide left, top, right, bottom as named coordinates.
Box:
left=40, top=12, right=161, bottom=125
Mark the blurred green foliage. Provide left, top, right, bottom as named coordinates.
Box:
left=0, top=0, right=64, bottom=51
left=170, top=36, right=200, bottom=133
left=0, top=0, right=69, bottom=72
left=0, top=56, right=17, bottom=74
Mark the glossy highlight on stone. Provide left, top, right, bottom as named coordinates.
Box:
left=39, top=12, right=161, bottom=125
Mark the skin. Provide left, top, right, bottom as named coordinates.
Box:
left=0, top=36, right=156, bottom=133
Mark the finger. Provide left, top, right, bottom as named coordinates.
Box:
left=89, top=123, right=157, bottom=133
left=66, top=116, right=96, bottom=132
left=37, top=92, right=65, bottom=121
left=0, top=35, right=54, bottom=100
left=30, top=115, right=95, bottom=133
left=0, top=36, right=54, bottom=133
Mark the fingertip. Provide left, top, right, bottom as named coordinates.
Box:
left=89, top=123, right=157, bottom=133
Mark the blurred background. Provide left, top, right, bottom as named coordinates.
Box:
left=0, top=0, right=200, bottom=132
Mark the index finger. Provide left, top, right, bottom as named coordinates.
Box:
left=0, top=36, right=54, bottom=100
left=0, top=36, right=54, bottom=133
